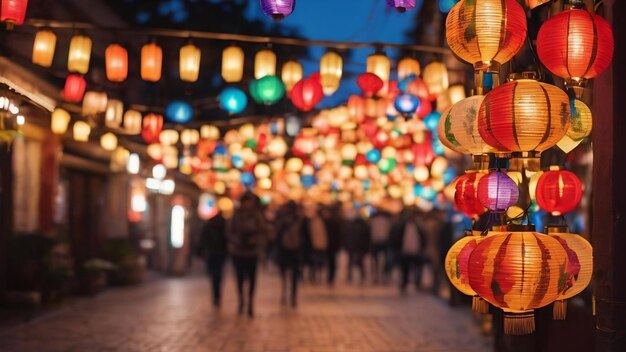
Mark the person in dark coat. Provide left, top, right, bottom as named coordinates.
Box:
left=344, top=208, right=371, bottom=284
left=199, top=211, right=228, bottom=307
left=275, top=201, right=306, bottom=307
left=321, top=204, right=342, bottom=286
left=390, top=209, right=427, bottom=293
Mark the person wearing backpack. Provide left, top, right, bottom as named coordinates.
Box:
left=275, top=201, right=306, bottom=307
left=227, top=191, right=270, bottom=317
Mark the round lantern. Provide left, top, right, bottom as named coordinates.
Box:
left=281, top=60, right=303, bottom=92
left=51, top=108, right=71, bottom=135
left=159, top=129, right=179, bottom=146
left=285, top=115, right=301, bottom=137
left=477, top=171, right=519, bottom=212
left=423, top=112, right=440, bottom=131
left=535, top=168, right=583, bottom=216
left=358, top=73, right=384, bottom=98
left=567, top=99, right=593, bottom=141
left=104, top=99, right=123, bottom=128
left=201, top=125, right=220, bottom=140
left=320, top=51, right=343, bottom=96
left=179, top=43, right=201, bottom=83
left=105, top=44, right=128, bottom=82
left=469, top=230, right=568, bottom=335
left=68, top=34, right=92, bottom=74
left=260, top=0, right=295, bottom=20
left=386, top=0, right=416, bottom=12
left=547, top=227, right=593, bottom=320
left=32, top=29, right=56, bottom=67
left=219, top=87, right=248, bottom=114
left=446, top=0, right=527, bottom=72
left=525, top=0, right=550, bottom=9
left=537, top=9, right=614, bottom=95
left=141, top=113, right=163, bottom=144
left=62, top=74, right=86, bottom=103
left=423, top=62, right=449, bottom=100
left=249, top=75, right=285, bottom=105
left=73, top=120, right=91, bottom=142
left=394, top=94, right=420, bottom=116
left=398, top=57, right=420, bottom=80
left=123, top=110, right=142, bottom=135
left=1, top=0, right=28, bottom=27
left=141, top=42, right=163, bottom=82
left=222, top=45, right=244, bottom=83
left=165, top=101, right=193, bottom=123
left=181, top=129, right=199, bottom=146
left=454, top=172, right=486, bottom=219
left=477, top=78, right=570, bottom=154
left=290, top=75, right=324, bottom=112
left=100, top=132, right=118, bottom=151
left=367, top=52, right=391, bottom=84
left=82, top=91, right=107, bottom=116
left=254, top=49, right=276, bottom=79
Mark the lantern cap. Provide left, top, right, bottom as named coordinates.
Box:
left=545, top=225, right=570, bottom=234
left=508, top=72, right=540, bottom=82
left=564, top=2, right=587, bottom=10
left=474, top=61, right=502, bottom=74
left=564, top=78, right=587, bottom=99
left=471, top=154, right=491, bottom=170
left=509, top=152, right=541, bottom=172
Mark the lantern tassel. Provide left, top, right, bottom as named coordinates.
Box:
left=553, top=300, right=568, bottom=320
left=504, top=312, right=535, bottom=335
left=472, top=296, right=489, bottom=314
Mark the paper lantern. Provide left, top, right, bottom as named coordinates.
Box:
left=165, top=101, right=193, bottom=123
left=249, top=75, right=285, bottom=105
left=62, top=74, right=86, bottom=102
left=358, top=73, right=384, bottom=98
left=386, top=0, right=416, bottom=12
left=445, top=231, right=489, bottom=313
left=260, top=0, right=295, bottom=20
left=567, top=99, right=593, bottom=141
left=105, top=44, right=128, bottom=82
left=291, top=75, right=324, bottom=112
left=68, top=34, right=92, bottom=74
left=536, top=169, right=583, bottom=216
left=179, top=43, right=201, bottom=83
left=1, top=0, right=28, bottom=27
left=477, top=79, right=570, bottom=154
left=548, top=228, right=593, bottom=320
left=477, top=171, right=519, bottom=212
left=454, top=172, right=486, bottom=219
left=142, top=113, right=163, bottom=144
left=141, top=43, right=163, bottom=82
left=446, top=0, right=527, bottom=72
left=525, top=0, right=550, bottom=9
left=537, top=9, right=614, bottom=94
left=394, top=94, right=420, bottom=116
left=254, top=49, right=276, bottom=79
left=469, top=231, right=568, bottom=335
left=281, top=60, right=303, bottom=92
left=51, top=108, right=70, bottom=135
left=397, top=57, right=420, bottom=80
left=159, top=129, right=179, bottom=146
left=32, top=29, right=56, bottom=67
left=219, top=87, right=248, bottom=114
left=367, top=53, right=391, bottom=84
left=73, top=120, right=91, bottom=142
left=100, top=132, right=118, bottom=151
left=319, top=51, right=343, bottom=96
left=181, top=129, right=199, bottom=146
left=423, top=62, right=449, bottom=100
left=104, top=99, right=123, bottom=128
left=222, top=46, right=244, bottom=83
left=439, top=0, right=459, bottom=13
left=406, top=78, right=430, bottom=100
left=123, top=110, right=142, bottom=135
left=437, top=96, right=487, bottom=155
left=82, top=91, right=107, bottom=116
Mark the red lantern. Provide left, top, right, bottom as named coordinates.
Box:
left=1, top=0, right=28, bottom=27
left=347, top=95, right=365, bottom=122
left=105, top=44, right=128, bottom=82
left=536, top=169, right=583, bottom=216
left=357, top=73, right=384, bottom=98
left=416, top=97, right=432, bottom=119
left=412, top=130, right=434, bottom=166
left=406, top=78, right=430, bottom=100
left=290, top=75, right=324, bottom=112
left=62, top=74, right=86, bottom=102
left=455, top=172, right=486, bottom=219
left=142, top=113, right=163, bottom=144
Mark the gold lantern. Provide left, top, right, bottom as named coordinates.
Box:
left=367, top=52, right=391, bottom=83
left=141, top=42, right=163, bottom=82
left=73, top=121, right=91, bottom=142
left=32, top=29, right=56, bottom=67
left=281, top=60, right=303, bottom=92
left=397, top=57, right=420, bottom=80
left=567, top=99, right=593, bottom=141
left=221, top=46, right=244, bottom=83
left=254, top=49, right=276, bottom=79
left=320, top=51, right=343, bottom=96
left=438, top=95, right=491, bottom=156
left=201, top=124, right=220, bottom=140
left=51, top=108, right=70, bottom=135
left=104, top=99, right=123, bottom=128
left=159, top=129, right=179, bottom=146
left=180, top=43, right=201, bottom=83
left=68, top=34, right=92, bottom=74
left=423, top=62, right=449, bottom=100
left=254, top=163, right=271, bottom=179
left=82, top=91, right=108, bottom=116
left=181, top=129, right=199, bottom=146
left=123, top=110, right=142, bottom=135
left=100, top=132, right=118, bottom=151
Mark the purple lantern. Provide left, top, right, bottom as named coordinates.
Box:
left=477, top=171, right=519, bottom=212
left=260, top=0, right=295, bottom=20
left=386, top=0, right=417, bottom=13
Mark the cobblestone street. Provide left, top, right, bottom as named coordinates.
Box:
left=0, top=262, right=492, bottom=352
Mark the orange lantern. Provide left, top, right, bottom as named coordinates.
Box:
left=142, top=113, right=163, bottom=144
left=32, top=29, right=56, bottom=67
left=141, top=42, right=163, bottom=82
left=445, top=231, right=489, bottom=313
left=397, top=57, right=420, bottom=80
left=105, top=44, right=128, bottom=82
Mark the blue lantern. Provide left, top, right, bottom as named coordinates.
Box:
left=423, top=112, right=441, bottom=131
left=439, top=0, right=458, bottom=13
left=442, top=166, right=457, bottom=185
left=394, top=93, right=420, bottom=116
left=365, top=149, right=381, bottom=163
left=214, top=143, right=227, bottom=156
left=421, top=187, right=438, bottom=201
left=301, top=175, right=316, bottom=189
left=397, top=74, right=417, bottom=92
left=241, top=172, right=255, bottom=188
left=219, top=87, right=248, bottom=114
left=231, top=155, right=244, bottom=169
left=285, top=114, right=301, bottom=137
left=413, top=184, right=424, bottom=197
left=165, top=100, right=193, bottom=123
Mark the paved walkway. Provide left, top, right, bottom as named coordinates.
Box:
left=0, top=263, right=492, bottom=352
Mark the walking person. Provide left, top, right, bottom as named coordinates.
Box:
left=306, top=204, right=328, bottom=283
left=275, top=201, right=306, bottom=307
left=369, top=209, right=392, bottom=284
left=228, top=191, right=270, bottom=317
left=344, top=208, right=371, bottom=284
left=321, top=204, right=342, bottom=286
left=391, top=209, right=427, bottom=293
left=199, top=210, right=228, bottom=308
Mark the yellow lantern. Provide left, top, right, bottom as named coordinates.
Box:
left=239, top=123, right=256, bottom=140
left=146, top=143, right=163, bottom=161
left=100, top=132, right=118, bottom=151
left=254, top=49, right=276, bottom=79
left=397, top=57, right=420, bottom=80
left=51, top=108, right=70, bottom=135
left=82, top=91, right=108, bottom=116
left=341, top=143, right=357, bottom=161
left=567, top=99, right=593, bottom=141
left=181, top=129, right=200, bottom=146
left=110, top=147, right=130, bottom=172
left=258, top=178, right=272, bottom=190
left=32, top=30, right=56, bottom=67
left=159, top=129, right=179, bottom=146
left=281, top=60, right=303, bottom=92
left=286, top=158, right=304, bottom=172
left=438, top=95, right=491, bottom=155
left=267, top=137, right=288, bottom=158
left=413, top=165, right=429, bottom=182
left=423, top=62, right=449, bottom=99
left=367, top=52, right=391, bottom=83
left=141, top=42, right=163, bottom=82
left=123, top=110, right=142, bottom=135
left=68, top=34, right=92, bottom=74
left=430, top=156, right=448, bottom=177
left=104, top=99, right=123, bottom=128
left=180, top=43, right=201, bottom=82
left=222, top=46, right=244, bottom=83
left=320, top=51, right=343, bottom=96
left=73, top=121, right=91, bottom=142
left=201, top=124, right=220, bottom=140
left=254, top=163, right=271, bottom=179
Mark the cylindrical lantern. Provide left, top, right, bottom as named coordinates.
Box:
left=469, top=231, right=568, bottom=335
left=1, top=0, right=29, bottom=26
left=446, top=0, right=527, bottom=72
left=105, top=44, right=128, bottom=82
left=438, top=95, right=490, bottom=155
left=179, top=43, right=201, bottom=83
left=358, top=73, right=384, bottom=98
left=141, top=42, right=163, bottom=82
left=367, top=52, right=391, bottom=84
left=535, top=168, right=583, bottom=216
left=68, top=34, right=92, bottom=74
left=32, top=29, right=56, bottom=67
left=73, top=120, right=91, bottom=142
left=254, top=49, right=277, bottom=79
left=142, top=113, right=163, bottom=144
left=454, top=172, right=486, bottom=219
left=249, top=75, right=285, bottom=105
left=62, top=74, right=86, bottom=102
left=397, top=57, right=420, bottom=80
left=386, top=0, right=416, bottom=13
left=201, top=125, right=220, bottom=140
left=51, top=108, right=71, bottom=135
left=222, top=45, right=244, bottom=83
left=82, top=91, right=108, bottom=116
left=281, top=60, right=303, bottom=92
left=104, top=99, right=123, bottom=128
left=423, top=61, right=449, bottom=100
left=260, top=0, right=295, bottom=20
left=159, top=129, right=179, bottom=146
left=320, top=51, right=343, bottom=96
left=537, top=9, right=614, bottom=94
left=290, top=75, right=324, bottom=112
left=100, top=132, right=118, bottom=151
left=181, top=129, right=200, bottom=146
left=123, top=110, right=142, bottom=135
left=219, top=87, right=248, bottom=114
left=477, top=171, right=519, bottom=212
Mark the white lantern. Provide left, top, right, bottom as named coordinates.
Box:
left=73, top=121, right=91, bottom=142
left=82, top=91, right=108, bottom=116
left=100, top=132, right=118, bottom=151
left=104, top=99, right=124, bottom=128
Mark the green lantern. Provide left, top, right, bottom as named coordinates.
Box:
left=249, top=75, right=285, bottom=105
left=378, top=158, right=397, bottom=174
